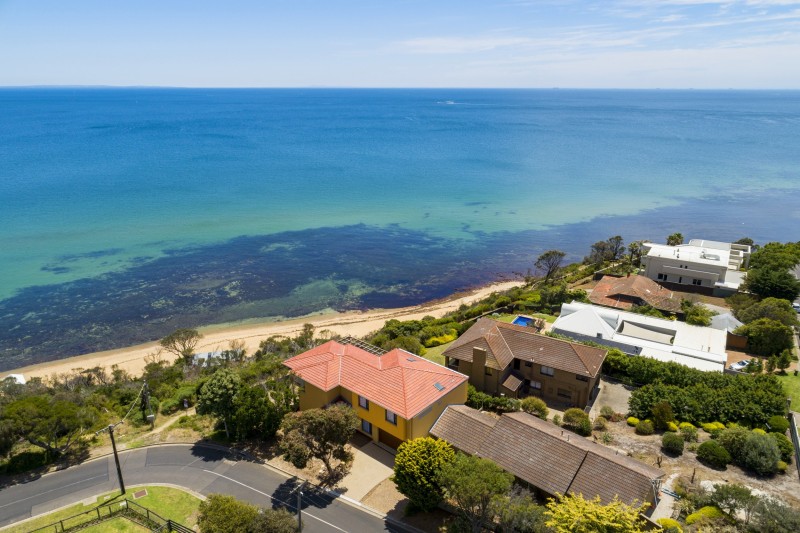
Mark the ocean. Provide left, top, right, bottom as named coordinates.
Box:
left=1, top=88, right=799, bottom=369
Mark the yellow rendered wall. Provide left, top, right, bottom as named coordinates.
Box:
left=347, top=390, right=408, bottom=443
left=410, top=380, right=468, bottom=440
left=298, top=384, right=342, bottom=411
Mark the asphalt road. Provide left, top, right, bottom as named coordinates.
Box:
left=0, top=444, right=402, bottom=532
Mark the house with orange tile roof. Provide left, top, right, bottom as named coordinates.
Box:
left=589, top=274, right=682, bottom=314
left=442, top=318, right=607, bottom=408
left=283, top=338, right=468, bottom=449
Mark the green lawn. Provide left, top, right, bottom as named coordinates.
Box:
left=82, top=517, right=150, bottom=532
left=489, top=312, right=558, bottom=324
left=3, top=486, right=201, bottom=533
left=424, top=342, right=452, bottom=365
left=777, top=373, right=800, bottom=411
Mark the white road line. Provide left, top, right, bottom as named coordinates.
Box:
left=0, top=474, right=109, bottom=509
left=201, top=469, right=349, bottom=532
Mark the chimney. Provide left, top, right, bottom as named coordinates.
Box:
left=472, top=347, right=487, bottom=391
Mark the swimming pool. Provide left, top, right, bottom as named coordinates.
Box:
left=512, top=316, right=534, bottom=327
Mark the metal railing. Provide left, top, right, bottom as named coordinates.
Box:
left=789, top=411, right=800, bottom=482
left=28, top=498, right=191, bottom=533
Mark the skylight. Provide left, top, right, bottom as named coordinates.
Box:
left=434, top=382, right=445, bottom=391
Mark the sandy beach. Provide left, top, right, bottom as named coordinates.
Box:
left=5, top=280, right=522, bottom=381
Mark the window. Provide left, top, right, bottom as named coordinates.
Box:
left=361, top=419, right=372, bottom=435
left=657, top=273, right=668, bottom=281
left=557, top=388, right=572, bottom=399
left=576, top=374, right=589, bottom=382
left=692, top=278, right=702, bottom=286
left=485, top=367, right=493, bottom=376
left=525, top=361, right=532, bottom=367
left=358, top=395, right=369, bottom=410
left=513, top=359, right=521, bottom=370
left=530, top=380, right=542, bottom=390
left=385, top=410, right=397, bottom=425
left=540, top=366, right=555, bottom=377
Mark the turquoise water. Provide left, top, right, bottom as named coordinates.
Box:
left=1, top=88, right=799, bottom=366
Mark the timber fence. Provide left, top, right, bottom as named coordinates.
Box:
left=27, top=498, right=192, bottom=533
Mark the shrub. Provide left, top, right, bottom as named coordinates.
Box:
left=767, top=415, right=790, bottom=434
left=601, top=432, right=613, bottom=444
left=680, top=425, right=698, bottom=443
left=777, top=460, right=788, bottom=474
left=520, top=397, right=548, bottom=419
left=577, top=418, right=593, bottom=437
left=635, top=420, right=654, bottom=435
left=656, top=517, right=683, bottom=532
left=740, top=433, right=781, bottom=475
left=701, top=422, right=726, bottom=434
left=679, top=421, right=695, bottom=430
left=666, top=422, right=679, bottom=432
left=697, top=441, right=731, bottom=469
left=770, top=432, right=794, bottom=463
left=752, top=428, right=767, bottom=435
left=662, top=432, right=685, bottom=455
left=686, top=506, right=724, bottom=526
left=563, top=408, right=592, bottom=436
left=594, top=416, right=608, bottom=431
left=627, top=416, right=639, bottom=427
left=552, top=414, right=561, bottom=427
left=651, top=401, right=674, bottom=430
left=717, top=427, right=751, bottom=459
left=600, top=405, right=615, bottom=419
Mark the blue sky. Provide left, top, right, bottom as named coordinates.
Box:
left=1, top=0, right=798, bottom=88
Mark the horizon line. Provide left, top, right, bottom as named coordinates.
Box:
left=1, top=85, right=799, bottom=91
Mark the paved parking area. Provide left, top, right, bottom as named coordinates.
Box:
left=339, top=441, right=396, bottom=501
left=588, top=377, right=633, bottom=419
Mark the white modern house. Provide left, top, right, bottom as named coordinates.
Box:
left=2, top=374, right=26, bottom=385
left=552, top=301, right=728, bottom=372
left=640, top=239, right=751, bottom=294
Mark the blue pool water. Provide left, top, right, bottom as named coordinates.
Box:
left=513, top=316, right=534, bottom=327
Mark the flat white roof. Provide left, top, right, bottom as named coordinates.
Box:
left=645, top=243, right=731, bottom=268
left=555, top=302, right=727, bottom=372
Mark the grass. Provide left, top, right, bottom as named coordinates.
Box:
left=777, top=372, right=800, bottom=411
left=489, top=312, right=558, bottom=324
left=2, top=486, right=201, bottom=533
left=81, top=517, right=150, bottom=532
left=423, top=342, right=452, bottom=365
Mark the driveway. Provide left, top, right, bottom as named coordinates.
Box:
left=588, top=377, right=633, bottom=420
left=0, top=444, right=405, bottom=533
left=339, top=442, right=395, bottom=501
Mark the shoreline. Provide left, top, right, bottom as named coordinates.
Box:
left=5, top=279, right=523, bottom=381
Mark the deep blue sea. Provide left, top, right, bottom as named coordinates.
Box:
left=1, top=88, right=799, bottom=368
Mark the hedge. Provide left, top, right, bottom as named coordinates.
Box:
left=656, top=517, right=683, bottom=532
left=607, top=349, right=787, bottom=426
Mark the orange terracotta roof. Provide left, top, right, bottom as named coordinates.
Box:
left=590, top=275, right=682, bottom=313
left=284, top=340, right=468, bottom=420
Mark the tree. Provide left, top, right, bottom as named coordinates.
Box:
left=279, top=404, right=358, bottom=479
left=737, top=297, right=799, bottom=327
left=586, top=241, right=610, bottom=265
left=710, top=483, right=759, bottom=525
left=534, top=250, right=566, bottom=283
left=197, top=368, right=242, bottom=439
left=3, top=395, right=96, bottom=458
left=753, top=496, right=800, bottom=533
left=160, top=328, right=202, bottom=365
left=437, top=453, right=514, bottom=533
left=666, top=233, right=683, bottom=246
left=198, top=494, right=259, bottom=533
left=197, top=494, right=297, bottom=533
left=607, top=235, right=625, bottom=261
left=681, top=300, right=716, bottom=327
left=493, top=487, right=549, bottom=533
left=651, top=401, right=674, bottom=430
left=628, top=241, right=646, bottom=267
left=743, top=268, right=800, bottom=302
left=777, top=349, right=793, bottom=374
left=392, top=437, right=455, bottom=512
left=734, top=318, right=794, bottom=357
left=749, top=241, right=800, bottom=271
left=545, top=494, right=649, bottom=533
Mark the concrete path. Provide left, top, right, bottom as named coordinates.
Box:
left=340, top=442, right=395, bottom=501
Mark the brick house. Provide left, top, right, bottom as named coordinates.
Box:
left=442, top=318, right=606, bottom=408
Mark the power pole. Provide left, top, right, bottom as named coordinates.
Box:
left=292, top=480, right=305, bottom=531
left=96, top=423, right=125, bottom=495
